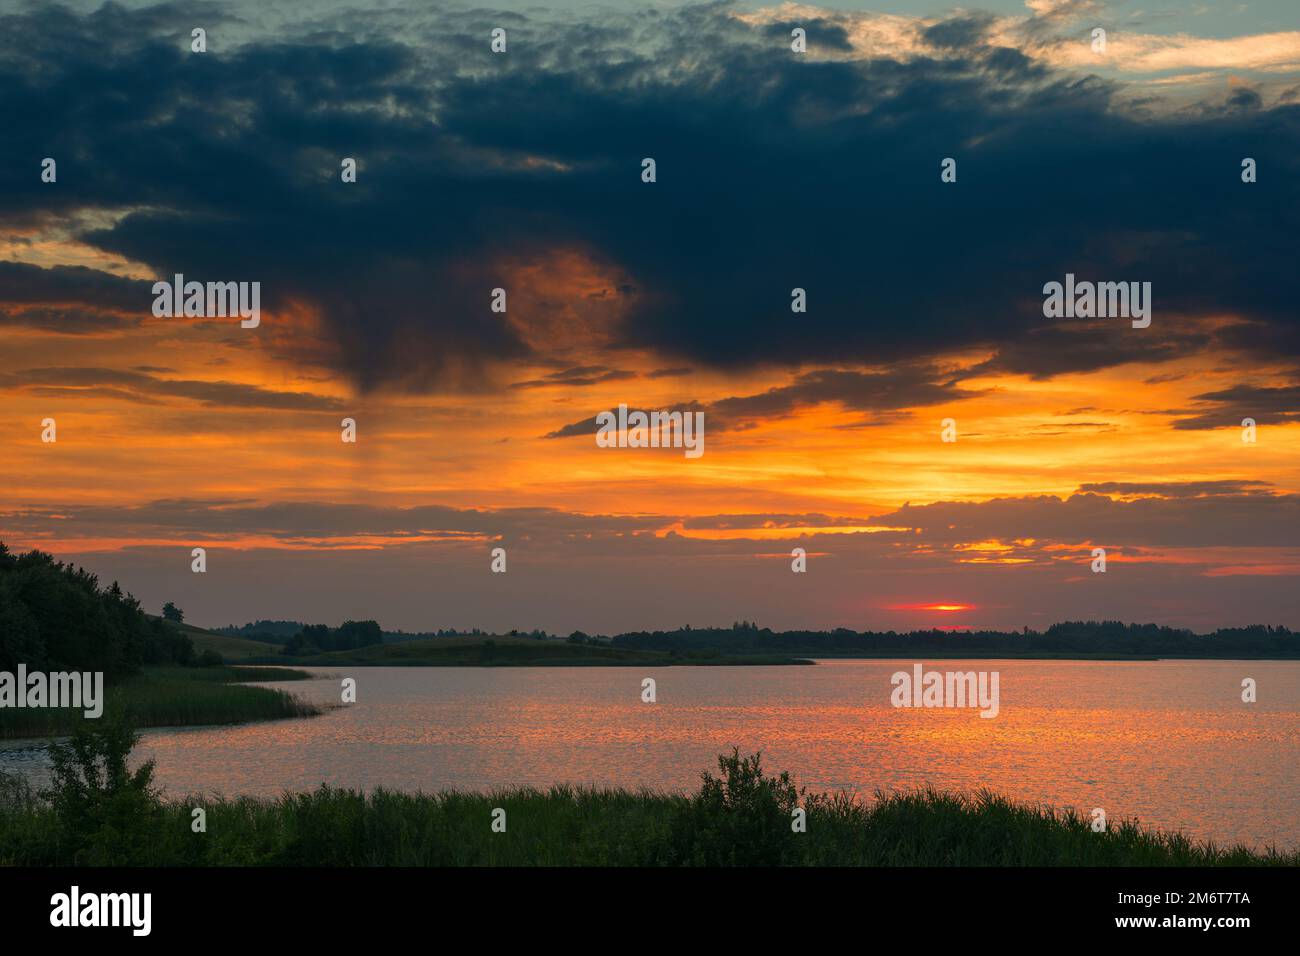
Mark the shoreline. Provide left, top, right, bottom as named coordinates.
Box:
left=2, top=748, right=1294, bottom=867
left=0, top=665, right=319, bottom=741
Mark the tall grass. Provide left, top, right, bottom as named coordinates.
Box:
left=0, top=665, right=318, bottom=739
left=0, top=742, right=1293, bottom=866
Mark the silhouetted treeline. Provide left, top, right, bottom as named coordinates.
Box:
left=610, top=620, right=1300, bottom=658
left=385, top=628, right=486, bottom=641
left=0, top=542, right=194, bottom=676
left=281, top=620, right=383, bottom=655
left=215, top=620, right=304, bottom=643
left=220, top=620, right=504, bottom=645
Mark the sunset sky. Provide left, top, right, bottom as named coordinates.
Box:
left=1, top=0, right=1297, bottom=634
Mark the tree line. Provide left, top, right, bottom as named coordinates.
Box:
left=610, top=620, right=1299, bottom=658
left=0, top=542, right=194, bottom=676
left=280, top=620, right=383, bottom=655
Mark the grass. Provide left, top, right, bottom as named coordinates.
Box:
left=177, top=625, right=282, bottom=660
left=0, top=665, right=320, bottom=740
left=0, top=744, right=1293, bottom=867
left=148, top=617, right=283, bottom=660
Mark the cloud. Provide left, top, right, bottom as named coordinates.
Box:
left=0, top=262, right=149, bottom=332
left=969, top=321, right=1212, bottom=379
left=543, top=364, right=978, bottom=438
left=1044, top=30, right=1300, bottom=74
left=708, top=366, right=981, bottom=425
left=1171, top=381, right=1300, bottom=430
left=544, top=402, right=709, bottom=439
left=6, top=487, right=1294, bottom=632
left=5, top=484, right=1296, bottom=554
left=0, top=366, right=345, bottom=411
left=0, top=3, right=1295, bottom=393
left=1077, top=480, right=1274, bottom=498
left=510, top=365, right=637, bottom=389
left=870, top=489, right=1300, bottom=549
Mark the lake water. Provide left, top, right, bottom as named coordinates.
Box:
left=3, top=660, right=1297, bottom=850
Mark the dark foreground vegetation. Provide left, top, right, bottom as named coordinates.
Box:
left=1, top=726, right=1292, bottom=867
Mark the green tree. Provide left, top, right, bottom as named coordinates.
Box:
left=44, top=717, right=161, bottom=865
left=0, top=541, right=194, bottom=675
left=335, top=619, right=382, bottom=650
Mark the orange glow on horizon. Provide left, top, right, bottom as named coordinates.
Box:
left=887, top=603, right=976, bottom=613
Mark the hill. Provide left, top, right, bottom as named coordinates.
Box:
left=150, top=618, right=282, bottom=660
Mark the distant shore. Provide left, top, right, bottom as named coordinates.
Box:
left=200, top=619, right=1300, bottom=665
left=191, top=628, right=814, bottom=667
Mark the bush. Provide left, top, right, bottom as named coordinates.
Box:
left=197, top=649, right=224, bottom=666
left=670, top=748, right=808, bottom=865
left=44, top=717, right=161, bottom=865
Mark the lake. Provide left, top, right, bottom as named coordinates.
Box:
left=3, top=659, right=1297, bottom=850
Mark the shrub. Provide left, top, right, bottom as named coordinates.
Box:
left=671, top=748, right=807, bottom=865
left=44, top=716, right=161, bottom=865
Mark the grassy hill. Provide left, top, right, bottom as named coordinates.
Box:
left=150, top=618, right=281, bottom=660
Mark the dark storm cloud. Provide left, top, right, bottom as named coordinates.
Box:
left=0, top=262, right=146, bottom=309
left=0, top=262, right=151, bottom=331
left=1, top=2, right=1296, bottom=390
left=761, top=18, right=853, bottom=52
left=1227, top=86, right=1263, bottom=112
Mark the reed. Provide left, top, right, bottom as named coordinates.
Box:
left=0, top=665, right=317, bottom=739
left=0, top=746, right=1293, bottom=866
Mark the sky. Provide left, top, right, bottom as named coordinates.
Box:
left=1, top=0, right=1297, bottom=634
